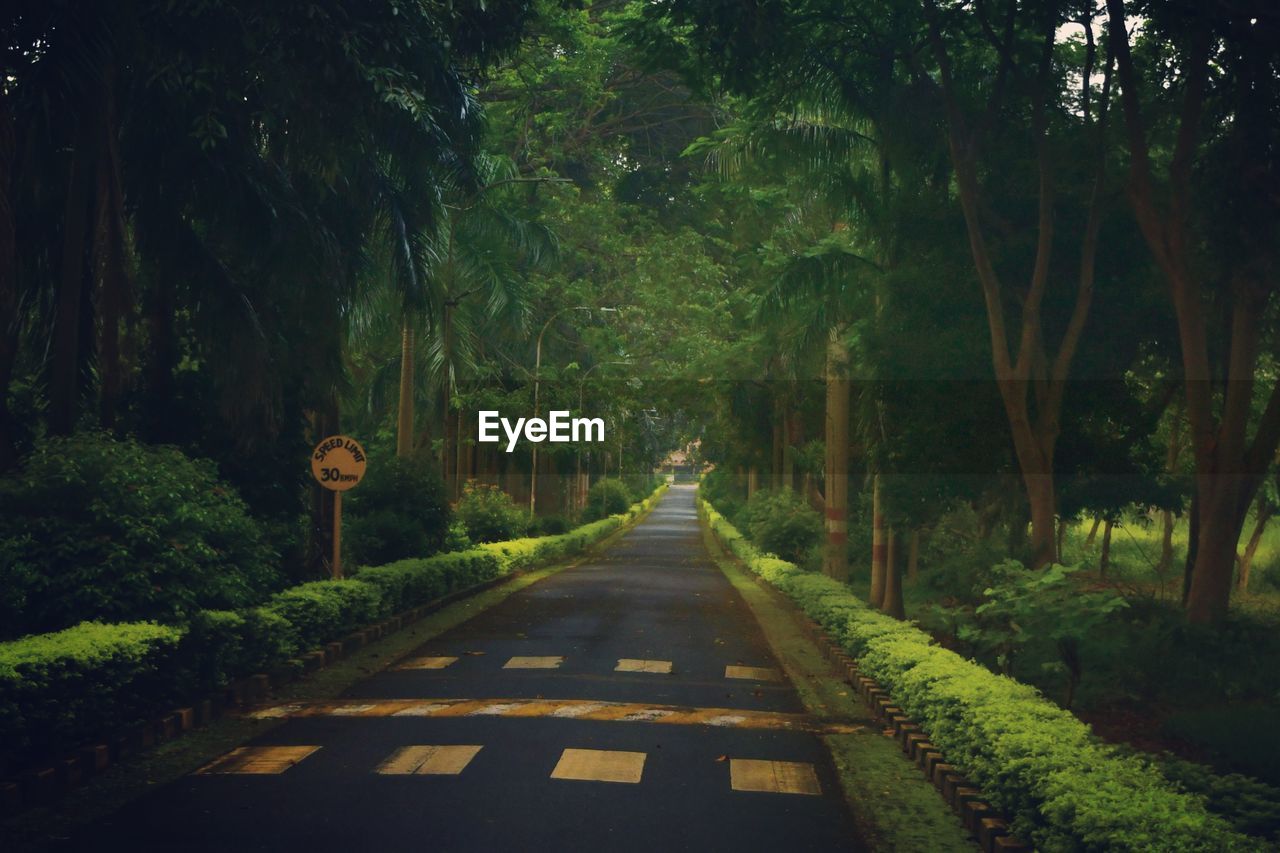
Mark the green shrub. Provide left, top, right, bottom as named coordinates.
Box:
left=0, top=622, right=185, bottom=766
left=0, top=433, right=280, bottom=637
left=529, top=514, right=570, bottom=536
left=0, top=481, right=668, bottom=775
left=263, top=580, right=387, bottom=650
left=345, top=454, right=451, bottom=565
left=455, top=482, right=528, bottom=543
left=354, top=550, right=503, bottom=611
left=624, top=473, right=663, bottom=502
left=1160, top=755, right=1280, bottom=842
left=581, top=478, right=631, bottom=521
left=741, top=488, right=823, bottom=564
left=181, top=607, right=297, bottom=692
left=699, top=493, right=1255, bottom=852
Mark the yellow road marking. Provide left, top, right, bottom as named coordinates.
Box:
left=195, top=746, right=320, bottom=775
left=725, top=665, right=781, bottom=681
left=503, top=655, right=565, bottom=669
left=376, top=745, right=482, bottom=775
left=396, top=656, right=459, bottom=670
left=550, top=748, right=646, bottom=784
left=392, top=703, right=450, bottom=717
left=729, top=759, right=822, bottom=795
left=244, top=698, right=858, bottom=733
left=615, top=658, right=673, bottom=674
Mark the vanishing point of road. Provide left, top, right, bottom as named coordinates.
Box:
left=67, top=486, right=862, bottom=852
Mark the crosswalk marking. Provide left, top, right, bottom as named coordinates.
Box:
left=724, top=665, right=782, bottom=681
left=376, top=745, right=483, bottom=775
left=729, top=759, right=822, bottom=795
left=550, top=748, right=646, bottom=784
left=503, top=655, right=565, bottom=669
left=195, top=746, right=320, bottom=775
left=396, top=656, right=459, bottom=670
left=615, top=658, right=673, bottom=673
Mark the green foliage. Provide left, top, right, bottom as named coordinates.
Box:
left=529, top=514, right=570, bottom=536
left=741, top=488, right=823, bottom=564
left=936, top=560, right=1127, bottom=705
left=262, top=581, right=387, bottom=651
left=623, top=473, right=664, bottom=502
left=182, top=608, right=296, bottom=692
left=582, top=478, right=632, bottom=521
left=700, top=493, right=1255, bottom=851
left=0, top=482, right=668, bottom=772
left=354, top=550, right=503, bottom=613
left=0, top=433, right=279, bottom=637
left=345, top=455, right=451, bottom=565
left=455, top=482, right=528, bottom=543
left=0, top=622, right=184, bottom=766
left=1159, top=754, right=1280, bottom=843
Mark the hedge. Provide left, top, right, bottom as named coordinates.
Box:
left=0, top=483, right=667, bottom=772
left=0, top=622, right=185, bottom=764
left=699, top=495, right=1253, bottom=853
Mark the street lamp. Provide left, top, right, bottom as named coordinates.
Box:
left=530, top=306, right=618, bottom=517
left=575, top=359, right=630, bottom=511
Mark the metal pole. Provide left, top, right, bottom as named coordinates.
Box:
left=332, top=491, right=343, bottom=579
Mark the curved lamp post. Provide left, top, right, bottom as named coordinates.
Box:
left=530, top=306, right=617, bottom=517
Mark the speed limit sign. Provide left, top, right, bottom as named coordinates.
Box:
left=310, top=435, right=367, bottom=579
left=310, top=435, right=367, bottom=491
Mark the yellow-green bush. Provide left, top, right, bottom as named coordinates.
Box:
left=0, top=622, right=184, bottom=765
left=700, top=495, right=1252, bottom=852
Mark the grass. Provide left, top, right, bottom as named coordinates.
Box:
left=702, top=523, right=976, bottom=853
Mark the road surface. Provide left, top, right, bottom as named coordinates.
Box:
left=67, top=485, right=861, bottom=852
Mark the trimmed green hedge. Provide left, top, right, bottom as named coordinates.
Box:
left=699, top=495, right=1253, bottom=853
left=0, top=622, right=184, bottom=763
left=0, top=483, right=667, bottom=772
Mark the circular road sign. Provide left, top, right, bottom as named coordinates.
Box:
left=311, top=435, right=367, bottom=491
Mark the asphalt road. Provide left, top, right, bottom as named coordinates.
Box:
left=66, top=485, right=862, bottom=852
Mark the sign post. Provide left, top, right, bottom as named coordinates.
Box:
left=310, top=435, right=367, bottom=579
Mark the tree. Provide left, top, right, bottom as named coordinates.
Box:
left=1106, top=0, right=1280, bottom=623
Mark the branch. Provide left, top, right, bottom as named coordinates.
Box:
left=922, top=0, right=1013, bottom=380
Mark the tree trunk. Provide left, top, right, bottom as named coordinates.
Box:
left=0, top=94, right=18, bottom=470
left=823, top=328, right=851, bottom=581
left=747, top=465, right=759, bottom=499
left=50, top=137, right=93, bottom=436
left=92, top=62, right=128, bottom=431
left=1158, top=510, right=1176, bottom=574
left=1085, top=516, right=1103, bottom=546
left=1023, top=469, right=1057, bottom=568
left=455, top=406, right=466, bottom=499
left=783, top=409, right=799, bottom=490
left=308, top=400, right=341, bottom=579
left=1236, top=500, right=1271, bottom=593
left=1099, top=519, right=1113, bottom=576
left=771, top=400, right=784, bottom=490
left=1056, top=516, right=1068, bottom=563
left=869, top=474, right=886, bottom=607
left=882, top=528, right=905, bottom=619
left=907, top=529, right=920, bottom=584
left=1158, top=407, right=1184, bottom=574
left=1186, top=484, right=1251, bottom=622
left=396, top=319, right=414, bottom=457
